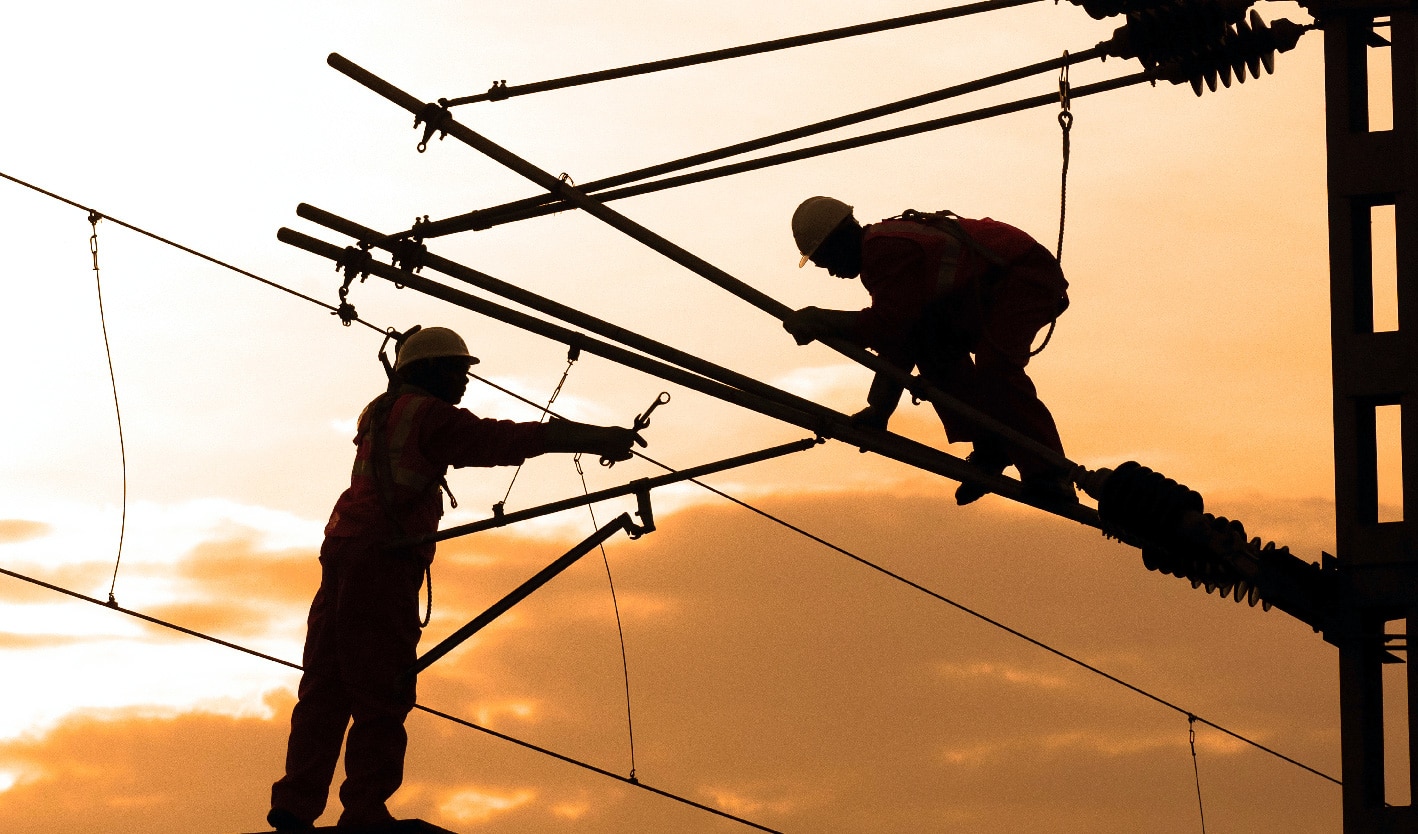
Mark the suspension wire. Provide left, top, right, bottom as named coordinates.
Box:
left=462, top=377, right=1341, bottom=788
left=1028, top=50, right=1073, bottom=358
left=431, top=71, right=1149, bottom=236
left=421, top=47, right=1105, bottom=240
left=87, top=212, right=129, bottom=607
left=440, top=0, right=1043, bottom=107
left=0, top=170, right=387, bottom=336
left=573, top=453, right=639, bottom=781
left=1189, top=715, right=1208, bottom=833
left=0, top=564, right=782, bottom=834
left=494, top=348, right=579, bottom=513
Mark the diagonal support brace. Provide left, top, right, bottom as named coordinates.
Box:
left=409, top=500, right=653, bottom=677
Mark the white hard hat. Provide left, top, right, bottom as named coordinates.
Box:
left=394, top=326, right=480, bottom=371
left=791, top=196, right=854, bottom=268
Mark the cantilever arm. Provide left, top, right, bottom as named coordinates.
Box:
left=325, top=53, right=1082, bottom=480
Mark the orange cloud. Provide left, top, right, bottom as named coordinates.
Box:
left=0, top=491, right=1344, bottom=834
left=0, top=520, right=50, bottom=544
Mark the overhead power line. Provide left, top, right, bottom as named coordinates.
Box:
left=438, top=0, right=1043, bottom=106
left=0, top=171, right=388, bottom=336
left=0, top=564, right=782, bottom=833
left=462, top=374, right=1342, bottom=790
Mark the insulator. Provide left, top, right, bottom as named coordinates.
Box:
left=1102, top=0, right=1253, bottom=68
left=1096, top=461, right=1204, bottom=543
left=1071, top=0, right=1245, bottom=21
left=1159, top=12, right=1311, bottom=96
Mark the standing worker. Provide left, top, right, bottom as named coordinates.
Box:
left=782, top=196, right=1075, bottom=505
left=268, top=326, right=642, bottom=831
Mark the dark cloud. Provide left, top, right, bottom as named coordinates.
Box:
left=0, top=490, right=1343, bottom=833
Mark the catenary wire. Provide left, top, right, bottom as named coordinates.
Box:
left=0, top=171, right=387, bottom=336
left=0, top=564, right=781, bottom=833
left=424, top=71, right=1149, bottom=235
left=440, top=0, right=1043, bottom=106
left=413, top=47, right=1104, bottom=240
left=464, top=375, right=1341, bottom=788
left=86, top=211, right=129, bottom=606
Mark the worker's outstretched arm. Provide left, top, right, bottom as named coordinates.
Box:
left=543, top=418, right=646, bottom=462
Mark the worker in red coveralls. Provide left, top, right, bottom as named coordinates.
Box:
left=269, top=326, right=642, bottom=831
left=782, top=196, right=1076, bottom=505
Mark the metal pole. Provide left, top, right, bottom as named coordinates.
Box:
left=404, top=438, right=818, bottom=546
left=409, top=46, right=1108, bottom=240
left=277, top=227, right=1104, bottom=527
left=326, top=53, right=1084, bottom=477
left=440, top=0, right=1043, bottom=106
left=299, top=203, right=890, bottom=441
left=411, top=512, right=638, bottom=676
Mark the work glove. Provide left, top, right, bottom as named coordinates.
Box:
left=782, top=307, right=821, bottom=345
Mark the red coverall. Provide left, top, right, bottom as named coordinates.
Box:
left=271, top=384, right=545, bottom=827
left=852, top=215, right=1069, bottom=479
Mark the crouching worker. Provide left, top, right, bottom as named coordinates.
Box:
left=269, top=326, right=643, bottom=830
left=782, top=196, right=1075, bottom=505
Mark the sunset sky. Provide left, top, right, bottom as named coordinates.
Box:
left=0, top=1, right=1376, bottom=832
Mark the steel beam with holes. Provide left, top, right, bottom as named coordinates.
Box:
left=411, top=501, right=653, bottom=677
left=324, top=52, right=1084, bottom=482
left=278, top=226, right=1106, bottom=528
left=1298, top=0, right=1418, bottom=829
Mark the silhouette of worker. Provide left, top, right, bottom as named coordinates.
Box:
left=782, top=197, right=1075, bottom=505
left=269, top=326, right=643, bottom=831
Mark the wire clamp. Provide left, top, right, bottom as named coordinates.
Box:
left=391, top=220, right=429, bottom=274
left=414, top=101, right=451, bottom=153
left=485, top=79, right=510, bottom=101
left=333, top=244, right=373, bottom=326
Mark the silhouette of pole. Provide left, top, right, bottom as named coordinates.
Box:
left=325, top=53, right=1084, bottom=484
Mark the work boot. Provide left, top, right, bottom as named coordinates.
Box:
left=955, top=444, right=1011, bottom=506
left=1021, top=472, right=1079, bottom=505
left=337, top=806, right=398, bottom=830
left=266, top=808, right=314, bottom=831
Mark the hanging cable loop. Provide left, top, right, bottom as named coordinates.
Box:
left=88, top=211, right=128, bottom=608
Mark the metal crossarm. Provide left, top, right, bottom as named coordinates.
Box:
left=278, top=226, right=1107, bottom=527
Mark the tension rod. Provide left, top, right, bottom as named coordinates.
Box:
left=439, top=0, right=1043, bottom=106
left=409, top=46, right=1109, bottom=241
left=327, top=53, right=1085, bottom=484
left=401, top=438, right=817, bottom=547
left=410, top=498, right=654, bottom=677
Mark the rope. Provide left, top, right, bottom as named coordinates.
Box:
left=440, top=0, right=1043, bottom=106
left=87, top=211, right=129, bottom=607
left=0, top=170, right=388, bottom=336
left=0, top=564, right=781, bottom=834
left=462, top=376, right=1342, bottom=788
left=573, top=453, right=639, bottom=782
left=1189, top=714, right=1208, bottom=833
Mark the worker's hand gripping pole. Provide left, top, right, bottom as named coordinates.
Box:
left=408, top=489, right=654, bottom=679
left=324, top=53, right=1090, bottom=491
